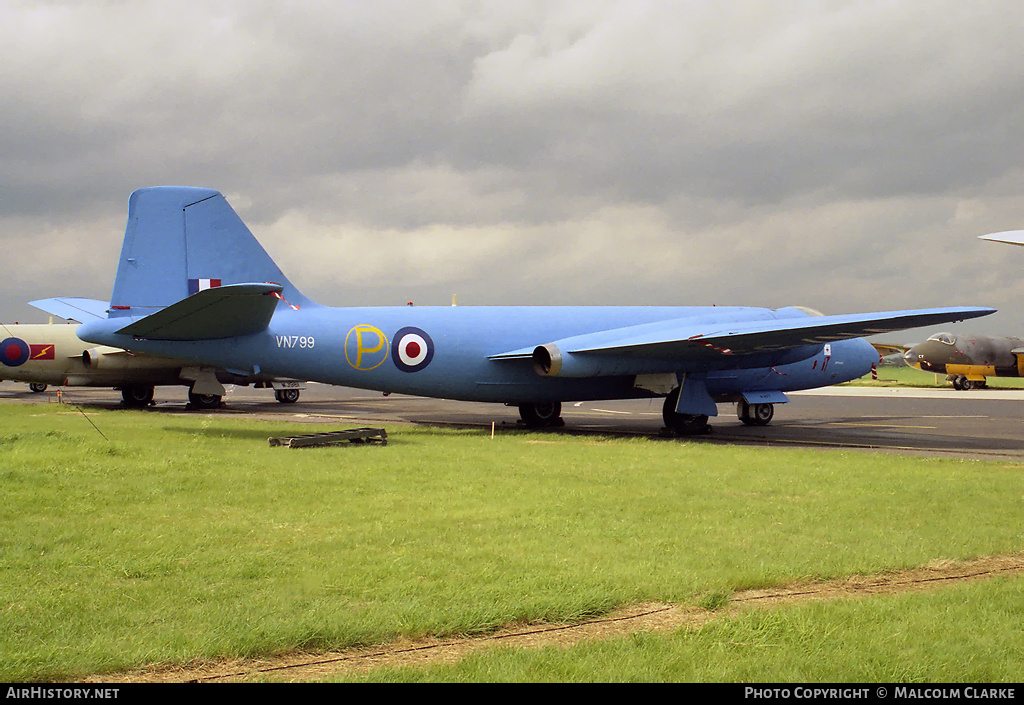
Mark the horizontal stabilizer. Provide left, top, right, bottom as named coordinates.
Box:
left=29, top=297, right=110, bottom=322
left=115, top=282, right=282, bottom=340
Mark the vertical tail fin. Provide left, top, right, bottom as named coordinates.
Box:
left=109, top=187, right=313, bottom=318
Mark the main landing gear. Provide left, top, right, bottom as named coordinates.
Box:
left=188, top=387, right=222, bottom=410
left=661, top=390, right=776, bottom=435
left=518, top=401, right=564, bottom=429
left=120, top=384, right=155, bottom=408
left=662, top=387, right=712, bottom=436
left=949, top=375, right=985, bottom=391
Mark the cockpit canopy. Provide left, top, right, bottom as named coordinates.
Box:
left=927, top=332, right=956, bottom=346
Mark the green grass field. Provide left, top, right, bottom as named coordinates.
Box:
left=1, top=403, right=1021, bottom=682
left=345, top=578, right=1024, bottom=682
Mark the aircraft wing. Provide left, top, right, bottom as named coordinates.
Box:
left=491, top=306, right=995, bottom=362
left=29, top=297, right=110, bottom=322
left=979, top=231, right=1024, bottom=246
left=113, top=282, right=283, bottom=340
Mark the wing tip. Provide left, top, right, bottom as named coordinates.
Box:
left=979, top=230, right=1024, bottom=246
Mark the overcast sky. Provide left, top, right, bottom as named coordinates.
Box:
left=3, top=0, right=1024, bottom=342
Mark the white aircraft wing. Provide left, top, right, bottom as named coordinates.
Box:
left=491, top=306, right=995, bottom=362
left=979, top=231, right=1024, bottom=246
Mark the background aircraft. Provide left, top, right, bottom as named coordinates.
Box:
left=71, top=187, right=994, bottom=433
left=890, top=230, right=1024, bottom=389
left=889, top=231, right=1024, bottom=390
left=902, top=332, right=1024, bottom=390
left=2, top=304, right=305, bottom=407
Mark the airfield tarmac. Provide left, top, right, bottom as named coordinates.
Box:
left=3, top=380, right=1024, bottom=460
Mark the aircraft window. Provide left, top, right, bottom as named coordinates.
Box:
left=927, top=333, right=956, bottom=345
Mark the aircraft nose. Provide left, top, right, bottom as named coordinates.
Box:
left=903, top=348, right=920, bottom=368
left=839, top=338, right=881, bottom=379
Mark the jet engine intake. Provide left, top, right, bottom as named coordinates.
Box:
left=82, top=347, right=108, bottom=369
left=533, top=344, right=562, bottom=376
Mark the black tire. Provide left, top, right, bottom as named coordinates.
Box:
left=29, top=383, right=48, bottom=393
left=275, top=388, right=300, bottom=403
left=188, top=389, right=222, bottom=410
left=663, top=387, right=711, bottom=435
left=959, top=377, right=974, bottom=391
left=121, top=384, right=154, bottom=408
left=749, top=402, right=774, bottom=426
left=738, top=400, right=753, bottom=425
left=519, top=401, right=562, bottom=428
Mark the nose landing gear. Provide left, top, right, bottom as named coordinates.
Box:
left=737, top=400, right=774, bottom=426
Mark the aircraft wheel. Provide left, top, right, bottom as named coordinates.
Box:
left=738, top=400, right=751, bottom=425
left=663, top=388, right=711, bottom=435
left=736, top=401, right=774, bottom=426
left=275, top=389, right=300, bottom=403
left=188, top=389, right=222, bottom=410
left=960, top=378, right=974, bottom=391
left=748, top=403, right=774, bottom=426
left=121, top=384, right=154, bottom=408
left=29, top=383, right=48, bottom=393
left=519, top=401, right=563, bottom=428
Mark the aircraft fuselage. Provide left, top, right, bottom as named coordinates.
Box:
left=903, top=332, right=1024, bottom=382
left=79, top=304, right=879, bottom=405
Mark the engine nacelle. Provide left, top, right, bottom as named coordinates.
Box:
left=82, top=346, right=173, bottom=371
left=533, top=344, right=562, bottom=376
left=82, top=347, right=118, bottom=369
left=535, top=343, right=627, bottom=377
left=532, top=339, right=823, bottom=378
left=532, top=343, right=680, bottom=378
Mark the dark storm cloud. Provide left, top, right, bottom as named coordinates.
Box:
left=2, top=1, right=1024, bottom=337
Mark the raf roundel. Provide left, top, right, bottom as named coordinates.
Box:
left=392, top=327, right=434, bottom=373
left=1, top=338, right=30, bottom=367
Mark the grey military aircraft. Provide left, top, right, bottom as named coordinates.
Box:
left=902, top=332, right=1024, bottom=390
left=900, top=230, right=1024, bottom=389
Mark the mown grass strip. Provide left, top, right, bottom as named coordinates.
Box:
left=1, top=403, right=1020, bottom=681
left=343, top=577, right=1023, bottom=682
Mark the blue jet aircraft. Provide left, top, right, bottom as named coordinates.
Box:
left=68, top=187, right=995, bottom=433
